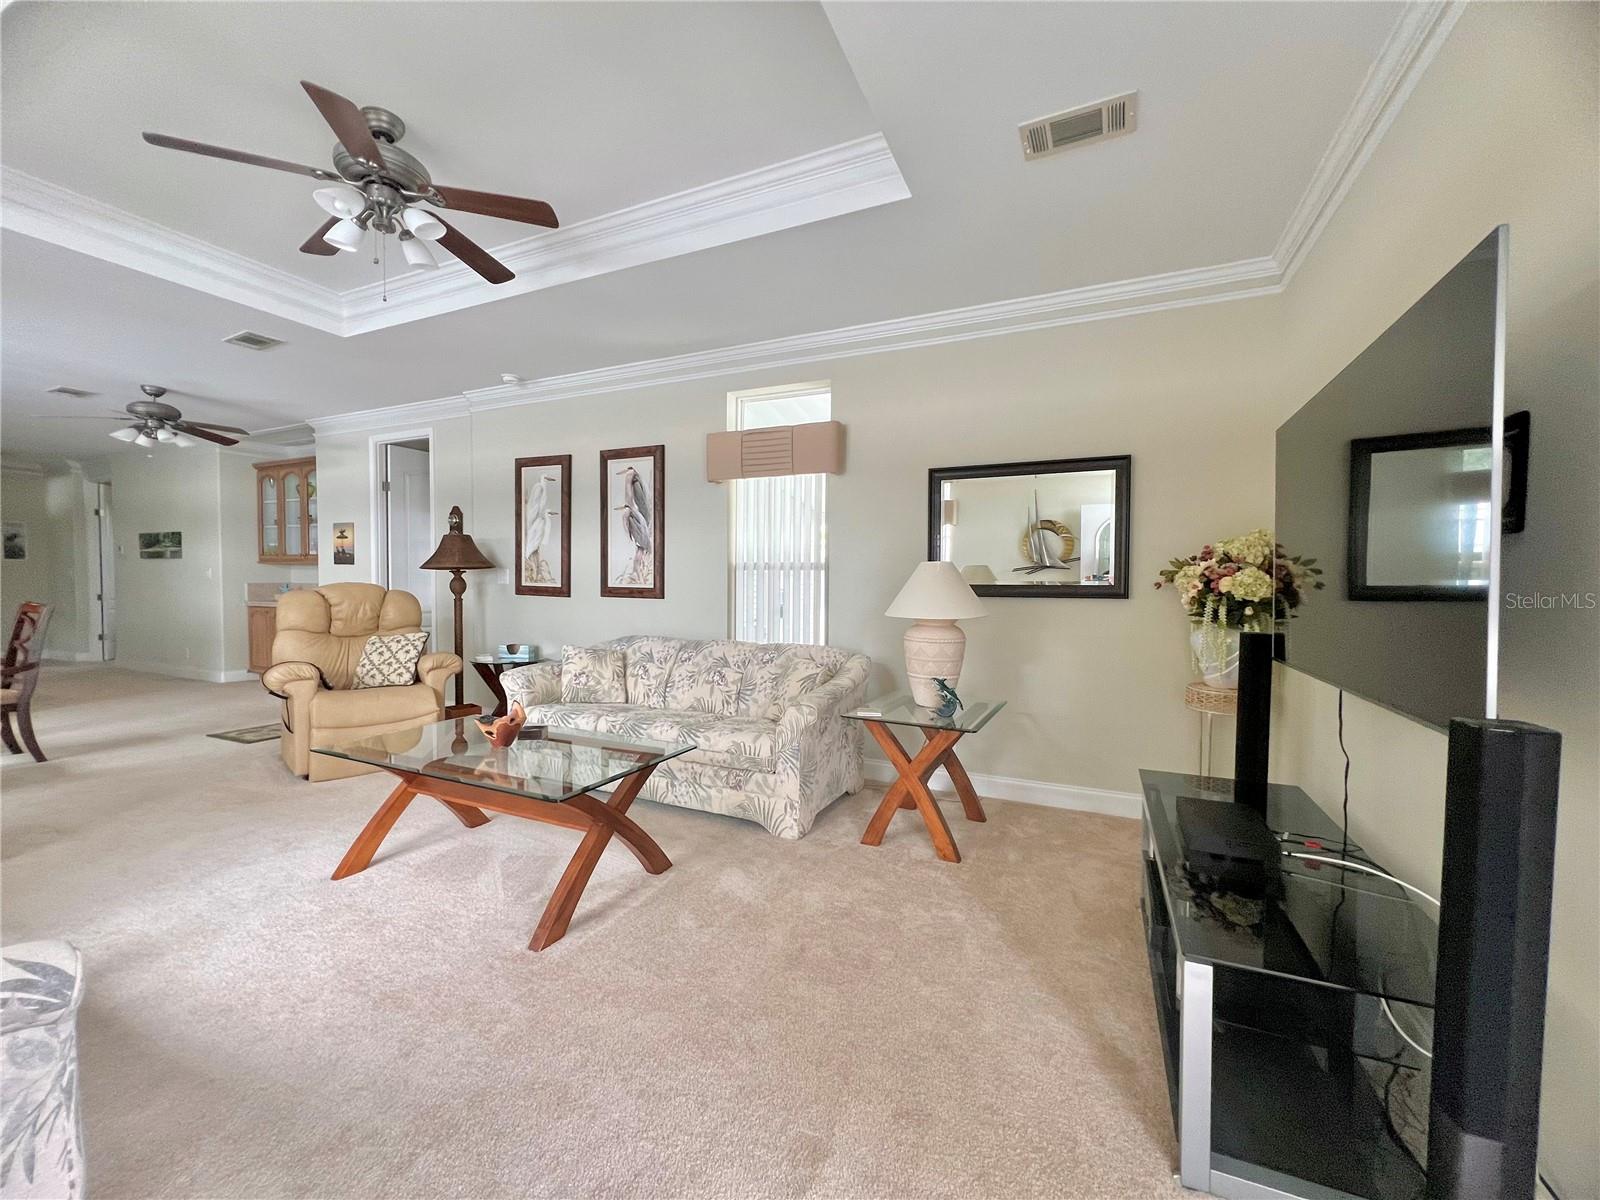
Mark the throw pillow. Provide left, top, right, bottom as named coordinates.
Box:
left=353, top=632, right=429, bottom=689
left=560, top=645, right=627, bottom=703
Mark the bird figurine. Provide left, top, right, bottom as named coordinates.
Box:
left=931, top=678, right=963, bottom=719
left=475, top=701, right=527, bottom=748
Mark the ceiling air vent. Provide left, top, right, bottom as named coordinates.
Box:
left=1019, top=92, right=1137, bottom=161
left=46, top=385, right=95, bottom=398
left=223, top=330, right=285, bottom=351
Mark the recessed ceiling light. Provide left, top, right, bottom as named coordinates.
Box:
left=46, top=385, right=96, bottom=398
left=500, top=373, right=525, bottom=385
left=223, top=330, right=286, bottom=351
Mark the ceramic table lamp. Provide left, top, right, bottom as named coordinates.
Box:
left=885, top=561, right=988, bottom=707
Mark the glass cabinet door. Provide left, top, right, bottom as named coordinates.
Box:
left=261, top=475, right=280, bottom=557
left=306, top=470, right=318, bottom=557
left=283, top=472, right=302, bottom=558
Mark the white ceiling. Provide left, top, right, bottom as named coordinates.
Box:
left=1, top=1, right=1406, bottom=460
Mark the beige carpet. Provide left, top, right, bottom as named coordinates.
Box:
left=2, top=665, right=1182, bottom=1199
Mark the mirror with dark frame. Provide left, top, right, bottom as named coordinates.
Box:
left=928, top=456, right=1132, bottom=598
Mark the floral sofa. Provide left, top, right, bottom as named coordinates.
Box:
left=1, top=940, right=85, bottom=1199
left=500, top=636, right=870, bottom=839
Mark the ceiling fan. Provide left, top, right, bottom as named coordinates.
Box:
left=41, top=386, right=252, bottom=448
left=142, top=80, right=558, bottom=285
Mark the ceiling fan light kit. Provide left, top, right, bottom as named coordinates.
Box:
left=313, top=183, right=367, bottom=218
left=400, top=234, right=441, bottom=270
left=142, top=80, right=560, bottom=287
left=44, top=384, right=257, bottom=450
left=322, top=218, right=366, bottom=253
left=400, top=206, right=445, bottom=241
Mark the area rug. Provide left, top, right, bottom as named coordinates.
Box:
left=205, top=722, right=281, bottom=744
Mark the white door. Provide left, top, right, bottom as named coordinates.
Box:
left=96, top=482, right=116, bottom=660
left=385, top=445, right=432, bottom=628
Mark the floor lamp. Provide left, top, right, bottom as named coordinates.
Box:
left=421, top=505, right=495, bottom=717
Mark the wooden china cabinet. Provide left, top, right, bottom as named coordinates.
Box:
left=254, top=457, right=318, bottom=565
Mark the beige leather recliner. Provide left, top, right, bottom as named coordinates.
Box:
left=262, top=583, right=460, bottom=781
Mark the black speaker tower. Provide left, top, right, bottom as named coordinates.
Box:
left=1425, top=718, right=1562, bottom=1200
left=1233, top=631, right=1275, bottom=815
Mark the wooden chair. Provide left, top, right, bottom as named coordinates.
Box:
left=1, top=602, right=52, bottom=762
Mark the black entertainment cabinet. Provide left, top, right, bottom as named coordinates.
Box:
left=1139, top=769, right=1438, bottom=1199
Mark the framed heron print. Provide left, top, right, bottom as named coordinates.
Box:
left=515, top=454, right=571, bottom=597
left=600, top=445, right=665, bottom=599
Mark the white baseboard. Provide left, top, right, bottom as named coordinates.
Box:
left=111, top=660, right=257, bottom=685
left=43, top=650, right=101, bottom=663
left=863, top=760, right=1141, bottom=819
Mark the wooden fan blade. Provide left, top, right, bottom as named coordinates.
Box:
left=300, top=218, right=341, bottom=256
left=430, top=185, right=558, bottom=229
left=173, top=423, right=240, bottom=446
left=300, top=81, right=385, bottom=168
left=181, top=421, right=253, bottom=435
left=142, top=133, right=338, bottom=180
left=435, top=218, right=514, bottom=285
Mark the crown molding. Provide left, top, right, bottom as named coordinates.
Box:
left=2, top=133, right=909, bottom=338
left=308, top=254, right=1284, bottom=436
left=1272, top=0, right=1465, bottom=285
left=1, top=168, right=348, bottom=332
left=306, top=0, right=1467, bottom=440
left=338, top=133, right=909, bottom=335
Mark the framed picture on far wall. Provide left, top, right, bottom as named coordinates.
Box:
left=514, top=454, right=571, bottom=597
left=600, top=445, right=664, bottom=599
left=138, top=531, right=183, bottom=560
left=332, top=522, right=356, bottom=565
left=2, top=522, right=25, bottom=561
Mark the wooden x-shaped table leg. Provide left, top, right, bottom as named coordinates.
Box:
left=860, top=721, right=985, bottom=863
left=330, top=760, right=671, bottom=951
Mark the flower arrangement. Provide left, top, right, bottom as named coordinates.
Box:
left=1154, top=529, right=1324, bottom=633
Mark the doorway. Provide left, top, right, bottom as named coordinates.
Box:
left=96, top=481, right=116, bottom=660
left=373, top=435, right=433, bottom=633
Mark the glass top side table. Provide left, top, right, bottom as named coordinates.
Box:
left=843, top=690, right=1007, bottom=863
left=471, top=647, right=544, bottom=718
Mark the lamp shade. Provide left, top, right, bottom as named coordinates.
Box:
left=322, top=218, right=366, bottom=253
left=885, top=561, right=987, bottom=620
left=401, top=235, right=440, bottom=269
left=420, top=505, right=495, bottom=572
left=401, top=206, right=446, bottom=241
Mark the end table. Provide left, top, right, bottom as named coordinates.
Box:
left=844, top=691, right=1007, bottom=863
left=472, top=650, right=544, bottom=719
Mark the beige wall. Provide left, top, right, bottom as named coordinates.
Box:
left=315, top=290, right=1282, bottom=799
left=1268, top=5, right=1598, bottom=1194
left=0, top=462, right=101, bottom=661
left=108, top=445, right=316, bottom=680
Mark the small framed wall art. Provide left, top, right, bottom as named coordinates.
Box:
left=332, top=522, right=356, bottom=565
left=138, top=531, right=183, bottom=560
left=600, top=445, right=664, bottom=599
left=514, top=454, right=571, bottom=597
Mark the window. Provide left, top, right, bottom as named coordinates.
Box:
left=729, top=383, right=830, bottom=644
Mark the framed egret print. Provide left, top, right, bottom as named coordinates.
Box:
left=514, top=454, right=571, bottom=597
left=600, top=445, right=664, bottom=599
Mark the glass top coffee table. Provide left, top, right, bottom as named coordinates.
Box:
left=843, top=691, right=1006, bottom=863
left=314, top=719, right=693, bottom=950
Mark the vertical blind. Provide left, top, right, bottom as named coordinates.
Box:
left=731, top=386, right=830, bottom=645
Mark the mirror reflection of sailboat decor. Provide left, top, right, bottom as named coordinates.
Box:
left=1013, top=491, right=1078, bottom=575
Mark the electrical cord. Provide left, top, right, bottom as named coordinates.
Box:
left=1284, top=852, right=1441, bottom=908
left=1338, top=689, right=1352, bottom=854
left=1380, top=995, right=1434, bottom=1060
